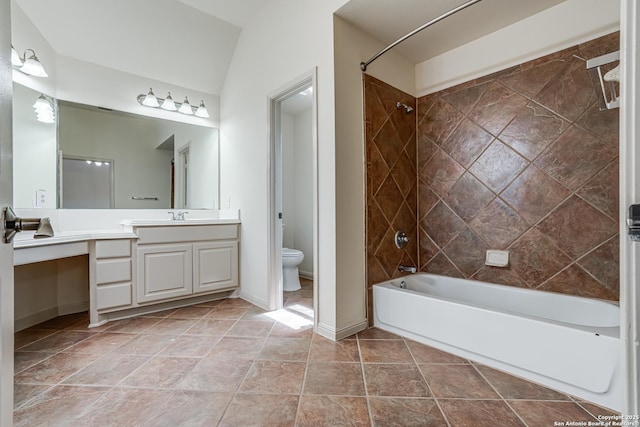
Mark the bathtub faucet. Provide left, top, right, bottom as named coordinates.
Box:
left=398, top=265, right=417, bottom=274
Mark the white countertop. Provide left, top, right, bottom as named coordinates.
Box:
left=121, top=218, right=241, bottom=227
left=14, top=230, right=138, bottom=249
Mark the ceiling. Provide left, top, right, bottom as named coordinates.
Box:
left=13, top=0, right=268, bottom=95
left=335, top=0, right=568, bottom=65
left=13, top=0, right=568, bottom=97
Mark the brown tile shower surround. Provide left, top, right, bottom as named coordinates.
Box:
left=364, top=32, right=620, bottom=322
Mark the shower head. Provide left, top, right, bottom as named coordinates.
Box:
left=396, top=101, right=414, bottom=114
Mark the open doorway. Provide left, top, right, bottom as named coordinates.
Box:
left=267, top=69, right=318, bottom=330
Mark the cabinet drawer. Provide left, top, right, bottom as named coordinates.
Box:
left=96, top=258, right=131, bottom=284
left=96, top=283, right=132, bottom=311
left=136, top=224, right=238, bottom=244
left=96, top=240, right=131, bottom=258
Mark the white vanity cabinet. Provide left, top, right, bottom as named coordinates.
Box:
left=134, top=224, right=238, bottom=304
left=93, top=239, right=133, bottom=311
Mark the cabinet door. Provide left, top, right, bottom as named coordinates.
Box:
left=137, top=244, right=193, bottom=303
left=193, top=241, right=238, bottom=294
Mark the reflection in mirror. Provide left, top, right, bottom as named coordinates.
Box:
left=13, top=83, right=58, bottom=208
left=62, top=157, right=114, bottom=208
left=58, top=101, right=219, bottom=209
left=12, top=81, right=219, bottom=210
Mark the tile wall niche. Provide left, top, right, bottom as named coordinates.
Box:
left=364, top=32, right=620, bottom=323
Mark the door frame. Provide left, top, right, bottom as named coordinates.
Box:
left=620, top=0, right=640, bottom=414
left=0, top=0, right=14, bottom=423
left=266, top=68, right=318, bottom=320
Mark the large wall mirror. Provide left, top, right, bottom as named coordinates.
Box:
left=13, top=83, right=219, bottom=209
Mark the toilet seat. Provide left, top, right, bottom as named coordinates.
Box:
left=282, top=247, right=303, bottom=257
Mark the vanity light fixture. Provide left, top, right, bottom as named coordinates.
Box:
left=161, top=92, right=177, bottom=111
left=11, top=45, right=22, bottom=67
left=195, top=100, right=210, bottom=118
left=33, top=94, right=55, bottom=124
left=178, top=97, right=194, bottom=115
left=137, top=88, right=210, bottom=118
left=12, top=47, right=48, bottom=77
left=141, top=88, right=160, bottom=107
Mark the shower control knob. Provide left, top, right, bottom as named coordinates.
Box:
left=395, top=230, right=409, bottom=249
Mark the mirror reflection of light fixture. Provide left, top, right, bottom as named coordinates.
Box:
left=12, top=47, right=48, bottom=77
left=137, top=88, right=209, bottom=118
left=84, top=160, right=110, bottom=166
left=33, top=94, right=55, bottom=124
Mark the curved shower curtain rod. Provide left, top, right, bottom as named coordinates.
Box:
left=360, top=0, right=483, bottom=72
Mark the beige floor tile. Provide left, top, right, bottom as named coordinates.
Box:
left=369, top=397, right=447, bottom=427
left=239, top=360, right=306, bottom=394
left=219, top=393, right=299, bottom=427
left=364, top=364, right=430, bottom=397
left=297, top=395, right=370, bottom=427
left=303, top=362, right=365, bottom=396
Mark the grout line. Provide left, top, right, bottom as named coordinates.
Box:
left=355, top=333, right=376, bottom=427
left=471, top=363, right=530, bottom=427
left=405, top=337, right=452, bottom=427
left=293, top=327, right=313, bottom=426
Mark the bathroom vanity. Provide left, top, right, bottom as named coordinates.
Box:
left=13, top=210, right=240, bottom=329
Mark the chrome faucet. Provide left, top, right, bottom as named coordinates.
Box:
left=168, top=211, right=188, bottom=220
left=398, top=265, right=417, bottom=274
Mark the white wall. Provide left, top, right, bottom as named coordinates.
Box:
left=13, top=83, right=57, bottom=208
left=220, top=0, right=350, bottom=336
left=220, top=0, right=418, bottom=338
left=10, top=1, right=56, bottom=97
left=12, top=1, right=219, bottom=127
left=14, top=256, right=89, bottom=331
left=55, top=55, right=220, bottom=128
left=281, top=109, right=314, bottom=277
left=415, top=0, right=620, bottom=96
left=293, top=109, right=314, bottom=277
left=281, top=113, right=295, bottom=249
left=332, top=16, right=415, bottom=334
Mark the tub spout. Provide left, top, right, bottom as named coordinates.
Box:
left=398, top=265, right=416, bottom=273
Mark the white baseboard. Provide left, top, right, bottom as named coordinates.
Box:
left=58, top=300, right=89, bottom=316
left=299, top=270, right=314, bottom=280
left=237, top=291, right=269, bottom=310
left=15, top=300, right=91, bottom=332
left=316, top=319, right=367, bottom=341
left=15, top=307, right=58, bottom=332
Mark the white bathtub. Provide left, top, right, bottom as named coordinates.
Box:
left=373, top=273, right=620, bottom=411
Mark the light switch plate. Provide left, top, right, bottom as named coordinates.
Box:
left=35, top=189, right=46, bottom=207
left=485, top=250, right=509, bottom=267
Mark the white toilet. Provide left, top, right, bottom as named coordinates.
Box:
left=282, top=248, right=304, bottom=291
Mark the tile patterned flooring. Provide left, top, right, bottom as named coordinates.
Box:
left=14, top=280, right=617, bottom=426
